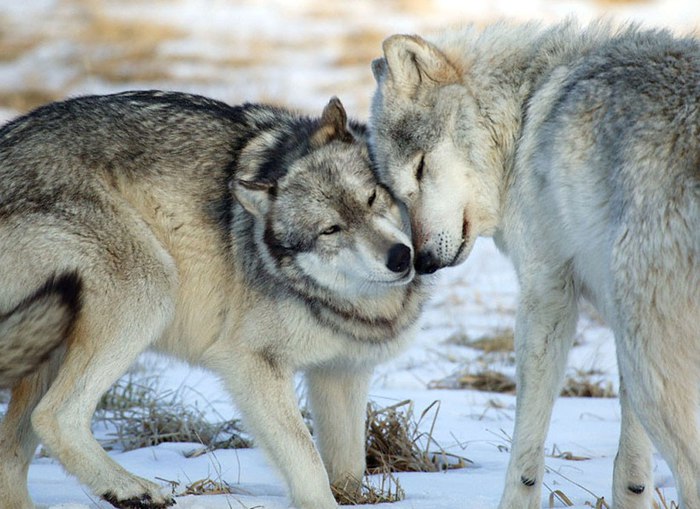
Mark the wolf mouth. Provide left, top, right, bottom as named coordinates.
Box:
left=449, top=218, right=470, bottom=267
left=370, top=268, right=414, bottom=286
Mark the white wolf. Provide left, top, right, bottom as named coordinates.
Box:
left=370, top=20, right=699, bottom=509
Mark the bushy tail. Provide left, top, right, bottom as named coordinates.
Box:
left=0, top=273, right=82, bottom=388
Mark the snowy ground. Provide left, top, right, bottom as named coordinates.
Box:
left=16, top=240, right=678, bottom=509
left=1, top=1, right=698, bottom=508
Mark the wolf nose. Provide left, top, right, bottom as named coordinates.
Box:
left=386, top=243, right=412, bottom=273
left=415, top=250, right=439, bottom=275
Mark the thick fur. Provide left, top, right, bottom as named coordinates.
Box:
left=0, top=91, right=428, bottom=509
left=0, top=273, right=81, bottom=388
left=370, top=20, right=699, bottom=509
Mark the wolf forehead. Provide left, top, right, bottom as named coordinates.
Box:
left=371, top=108, right=443, bottom=159
left=275, top=150, right=379, bottom=223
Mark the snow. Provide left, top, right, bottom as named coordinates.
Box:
left=1, top=1, right=697, bottom=508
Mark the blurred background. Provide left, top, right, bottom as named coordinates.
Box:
left=1, top=0, right=699, bottom=123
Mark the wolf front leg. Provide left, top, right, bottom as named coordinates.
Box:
left=212, top=348, right=339, bottom=509
left=306, top=364, right=372, bottom=495
left=498, top=263, right=578, bottom=509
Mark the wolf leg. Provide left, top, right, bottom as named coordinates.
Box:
left=30, top=269, right=176, bottom=508
left=208, top=348, right=339, bottom=509
left=612, top=375, right=654, bottom=509
left=498, top=264, right=578, bottom=509
left=21, top=211, right=179, bottom=508
left=0, top=353, right=64, bottom=509
left=306, top=365, right=372, bottom=495
left=616, top=329, right=700, bottom=509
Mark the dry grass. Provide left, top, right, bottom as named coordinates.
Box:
left=333, top=28, right=387, bottom=67
left=94, top=374, right=251, bottom=452
left=459, top=370, right=517, bottom=393
left=560, top=369, right=616, bottom=398
left=181, top=477, right=235, bottom=496
left=330, top=398, right=471, bottom=505
left=365, top=399, right=471, bottom=474
left=332, top=473, right=405, bottom=505
left=654, top=487, right=680, bottom=509
left=0, top=1, right=185, bottom=112
left=466, top=329, right=515, bottom=353
left=430, top=368, right=616, bottom=398
left=542, top=485, right=679, bottom=508
left=157, top=474, right=241, bottom=497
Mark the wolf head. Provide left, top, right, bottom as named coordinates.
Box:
left=369, top=34, right=503, bottom=274
left=232, top=97, right=414, bottom=298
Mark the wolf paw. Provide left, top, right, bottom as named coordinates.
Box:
left=520, top=475, right=536, bottom=487
left=102, top=491, right=175, bottom=509
left=627, top=484, right=645, bottom=494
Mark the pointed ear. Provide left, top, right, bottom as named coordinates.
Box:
left=371, top=57, right=387, bottom=83
left=382, top=34, right=460, bottom=95
left=310, top=96, right=354, bottom=147
left=231, top=178, right=273, bottom=217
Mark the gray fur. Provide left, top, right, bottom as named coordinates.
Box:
left=370, top=20, right=699, bottom=508
left=0, top=273, right=81, bottom=387
left=0, top=91, right=428, bottom=509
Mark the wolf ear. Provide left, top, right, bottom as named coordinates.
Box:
left=310, top=97, right=354, bottom=147
left=382, top=34, right=460, bottom=95
left=371, top=57, right=387, bottom=83
left=231, top=178, right=273, bottom=217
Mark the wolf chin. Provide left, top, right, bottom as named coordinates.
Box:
left=0, top=91, right=428, bottom=509
left=370, top=20, right=699, bottom=509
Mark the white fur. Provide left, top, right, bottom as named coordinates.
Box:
left=371, top=21, right=699, bottom=509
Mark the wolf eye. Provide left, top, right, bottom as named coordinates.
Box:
left=368, top=189, right=377, bottom=207
left=415, top=155, right=425, bottom=182
left=320, top=225, right=341, bottom=235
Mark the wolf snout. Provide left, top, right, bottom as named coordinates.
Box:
left=414, top=250, right=440, bottom=275
left=386, top=243, right=412, bottom=273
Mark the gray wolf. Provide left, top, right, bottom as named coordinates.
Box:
left=370, top=20, right=699, bottom=509
left=0, top=91, right=427, bottom=509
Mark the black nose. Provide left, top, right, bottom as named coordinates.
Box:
left=386, top=243, right=412, bottom=273
left=415, top=250, right=440, bottom=275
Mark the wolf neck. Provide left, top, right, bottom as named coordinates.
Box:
left=303, top=278, right=427, bottom=343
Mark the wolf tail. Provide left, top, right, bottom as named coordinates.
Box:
left=0, top=273, right=82, bottom=388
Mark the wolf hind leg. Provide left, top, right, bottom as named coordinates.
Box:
left=498, top=263, right=578, bottom=509
left=612, top=375, right=654, bottom=509
left=31, top=272, right=177, bottom=508
left=306, top=365, right=372, bottom=495
left=616, top=322, right=700, bottom=509
left=0, top=351, right=64, bottom=509
left=22, top=213, right=179, bottom=508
